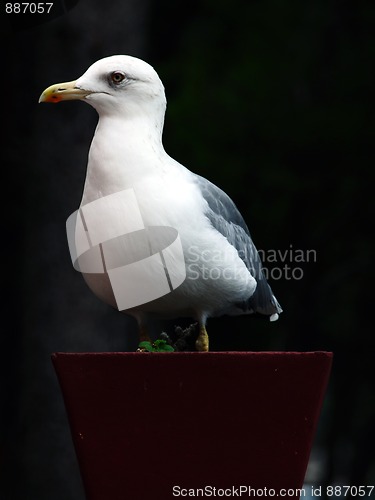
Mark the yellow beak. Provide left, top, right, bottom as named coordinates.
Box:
left=39, top=80, right=92, bottom=103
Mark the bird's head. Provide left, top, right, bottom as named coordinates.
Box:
left=39, top=55, right=166, bottom=118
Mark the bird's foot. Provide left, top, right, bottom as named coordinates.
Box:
left=195, top=326, right=209, bottom=352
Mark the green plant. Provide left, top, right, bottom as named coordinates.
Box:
left=138, top=339, right=175, bottom=353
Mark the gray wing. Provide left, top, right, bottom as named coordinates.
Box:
left=194, top=174, right=282, bottom=319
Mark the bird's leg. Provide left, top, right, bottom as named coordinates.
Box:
left=136, top=325, right=153, bottom=352
left=139, top=325, right=152, bottom=344
left=195, top=325, right=209, bottom=352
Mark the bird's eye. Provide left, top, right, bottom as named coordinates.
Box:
left=110, top=71, right=126, bottom=84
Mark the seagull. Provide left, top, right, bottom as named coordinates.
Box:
left=39, top=55, right=282, bottom=351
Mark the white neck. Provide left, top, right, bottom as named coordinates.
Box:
left=80, top=109, right=167, bottom=206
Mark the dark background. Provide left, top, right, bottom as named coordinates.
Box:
left=1, top=0, right=374, bottom=498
